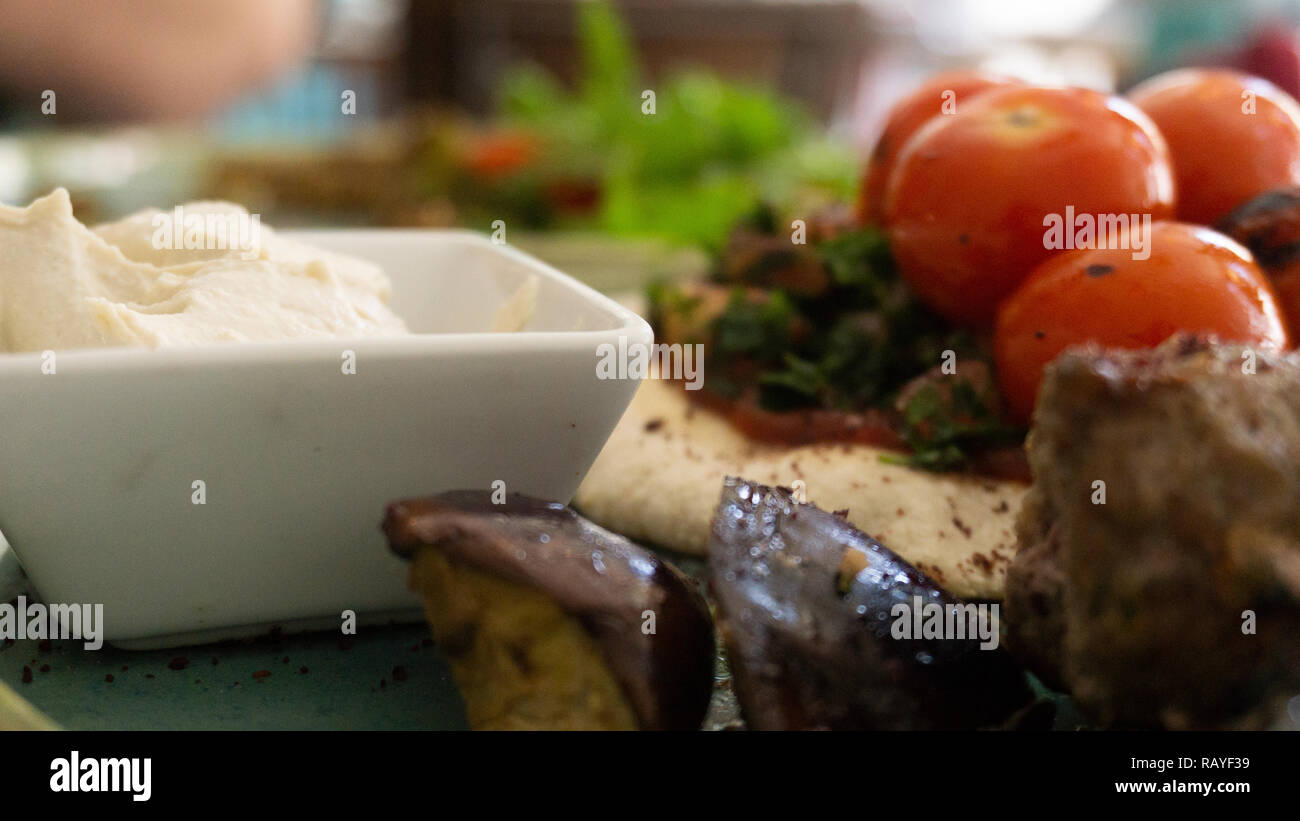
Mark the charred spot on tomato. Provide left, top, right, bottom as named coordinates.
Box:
left=1085, top=264, right=1115, bottom=278
left=1217, top=186, right=1300, bottom=269
left=1271, top=240, right=1300, bottom=269
left=1220, top=186, right=1300, bottom=222
left=1034, top=330, right=1046, bottom=339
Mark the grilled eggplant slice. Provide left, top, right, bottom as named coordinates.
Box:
left=383, top=491, right=714, bottom=730
left=709, top=477, right=1032, bottom=730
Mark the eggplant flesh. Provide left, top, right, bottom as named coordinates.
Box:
left=709, top=477, right=1032, bottom=730
left=383, top=491, right=715, bottom=731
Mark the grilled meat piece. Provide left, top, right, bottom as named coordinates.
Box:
left=383, top=491, right=714, bottom=730
left=1006, top=334, right=1300, bottom=729
left=1001, top=487, right=1068, bottom=691
left=708, top=477, right=1032, bottom=730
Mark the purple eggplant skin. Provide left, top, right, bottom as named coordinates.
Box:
left=384, top=490, right=716, bottom=731
left=708, top=477, right=1033, bottom=730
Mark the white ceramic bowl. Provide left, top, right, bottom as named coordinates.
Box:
left=0, top=230, right=651, bottom=648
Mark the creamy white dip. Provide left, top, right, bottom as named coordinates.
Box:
left=0, top=189, right=409, bottom=352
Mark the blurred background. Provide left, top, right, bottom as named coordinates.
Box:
left=3, top=0, right=1300, bottom=283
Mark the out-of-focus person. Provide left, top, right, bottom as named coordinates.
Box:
left=0, top=0, right=318, bottom=122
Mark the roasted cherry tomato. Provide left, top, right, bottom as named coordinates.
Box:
left=885, top=85, right=1175, bottom=326
left=1218, top=186, right=1300, bottom=334
left=1129, top=68, right=1300, bottom=226
left=994, top=221, right=1290, bottom=422
left=856, top=70, right=1015, bottom=226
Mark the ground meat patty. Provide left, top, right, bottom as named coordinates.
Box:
left=1005, top=334, right=1300, bottom=729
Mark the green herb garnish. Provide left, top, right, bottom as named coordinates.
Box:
left=650, top=217, right=1024, bottom=470
left=890, top=381, right=1020, bottom=471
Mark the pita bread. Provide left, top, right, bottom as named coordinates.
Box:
left=573, top=378, right=1026, bottom=599
left=0, top=680, right=56, bottom=730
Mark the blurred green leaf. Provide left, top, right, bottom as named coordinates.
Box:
left=484, top=0, right=852, bottom=246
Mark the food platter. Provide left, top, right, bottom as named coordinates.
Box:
left=4, top=58, right=1300, bottom=737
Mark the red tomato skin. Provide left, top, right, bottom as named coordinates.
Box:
left=1130, top=68, right=1300, bottom=226
left=885, top=84, right=1175, bottom=326
left=857, top=70, right=1014, bottom=226
left=994, top=221, right=1290, bottom=423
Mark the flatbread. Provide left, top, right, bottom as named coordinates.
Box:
left=573, top=378, right=1026, bottom=599
left=0, top=680, right=57, bottom=730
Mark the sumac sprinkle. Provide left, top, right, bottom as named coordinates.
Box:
left=167, top=657, right=189, bottom=671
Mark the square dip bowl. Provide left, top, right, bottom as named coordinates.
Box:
left=0, top=230, right=651, bottom=648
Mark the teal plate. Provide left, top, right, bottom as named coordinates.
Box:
left=0, top=623, right=468, bottom=730
left=1, top=550, right=1077, bottom=731
left=0, top=547, right=740, bottom=730
left=2, top=536, right=1077, bottom=731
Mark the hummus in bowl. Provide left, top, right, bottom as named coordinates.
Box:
left=0, top=192, right=650, bottom=648
left=0, top=189, right=410, bottom=351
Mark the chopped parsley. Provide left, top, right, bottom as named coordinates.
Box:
left=647, top=207, right=1024, bottom=471
left=888, top=381, right=1019, bottom=471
